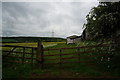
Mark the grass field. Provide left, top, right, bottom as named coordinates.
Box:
left=1, top=42, right=66, bottom=51
left=2, top=42, right=66, bottom=47
left=2, top=41, right=120, bottom=78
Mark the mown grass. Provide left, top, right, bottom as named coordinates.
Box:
left=1, top=42, right=65, bottom=53
left=2, top=41, right=120, bottom=78
left=2, top=42, right=65, bottom=47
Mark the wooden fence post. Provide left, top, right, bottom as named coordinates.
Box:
left=22, top=47, right=25, bottom=64
left=60, top=49, right=62, bottom=68
left=78, top=49, right=80, bottom=63
left=31, top=48, right=34, bottom=66
left=36, top=41, right=44, bottom=69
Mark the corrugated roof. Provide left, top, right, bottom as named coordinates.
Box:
left=67, top=35, right=81, bottom=39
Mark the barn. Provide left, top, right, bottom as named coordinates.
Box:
left=67, top=35, right=82, bottom=44
left=81, top=29, right=91, bottom=40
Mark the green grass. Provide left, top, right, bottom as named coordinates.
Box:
left=2, top=42, right=65, bottom=47
left=2, top=64, right=32, bottom=78
left=2, top=41, right=120, bottom=78
left=1, top=42, right=65, bottom=52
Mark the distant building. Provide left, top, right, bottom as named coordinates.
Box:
left=67, top=35, right=82, bottom=44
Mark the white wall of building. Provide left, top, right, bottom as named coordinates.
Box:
left=67, top=38, right=73, bottom=44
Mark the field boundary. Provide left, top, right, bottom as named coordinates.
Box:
left=2, top=41, right=114, bottom=69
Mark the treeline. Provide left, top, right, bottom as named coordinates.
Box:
left=1, top=37, right=66, bottom=43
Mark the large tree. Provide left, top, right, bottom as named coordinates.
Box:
left=84, top=2, right=120, bottom=70
left=84, top=2, right=120, bottom=40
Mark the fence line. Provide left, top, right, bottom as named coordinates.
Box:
left=2, top=41, right=113, bottom=69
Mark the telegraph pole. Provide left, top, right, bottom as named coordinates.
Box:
left=52, top=31, right=54, bottom=37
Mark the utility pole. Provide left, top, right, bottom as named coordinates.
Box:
left=52, top=31, right=54, bottom=37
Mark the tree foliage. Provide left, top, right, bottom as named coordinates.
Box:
left=84, top=2, right=120, bottom=69
left=84, top=2, right=120, bottom=40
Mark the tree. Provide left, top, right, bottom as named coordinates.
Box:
left=84, top=2, right=120, bottom=41
left=84, top=2, right=120, bottom=71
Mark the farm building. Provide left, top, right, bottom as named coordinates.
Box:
left=81, top=29, right=91, bottom=40
left=67, top=35, right=82, bottom=44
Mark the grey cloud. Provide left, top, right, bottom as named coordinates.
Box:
left=2, top=2, right=99, bottom=38
left=2, top=0, right=98, bottom=2
left=0, top=2, right=2, bottom=37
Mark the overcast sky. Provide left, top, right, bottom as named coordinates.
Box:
left=1, top=1, right=99, bottom=38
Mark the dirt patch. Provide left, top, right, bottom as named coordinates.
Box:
left=59, top=70, right=73, bottom=78
left=29, top=73, right=55, bottom=78
left=28, top=69, right=74, bottom=78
